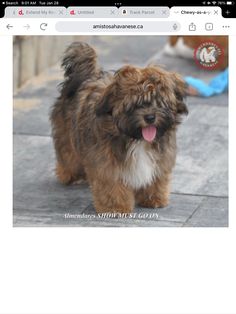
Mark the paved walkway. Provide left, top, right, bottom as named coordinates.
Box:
left=13, top=36, right=228, bottom=227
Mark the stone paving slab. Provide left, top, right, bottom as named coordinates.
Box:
left=184, top=196, right=228, bottom=227
left=13, top=35, right=228, bottom=227
left=13, top=135, right=92, bottom=212
left=13, top=76, right=61, bottom=137
left=174, top=122, right=228, bottom=197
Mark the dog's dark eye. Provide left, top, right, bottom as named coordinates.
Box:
left=125, top=101, right=151, bottom=114
left=138, top=102, right=151, bottom=109
left=126, top=105, right=135, bottom=114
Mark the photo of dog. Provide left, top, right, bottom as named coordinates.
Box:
left=51, top=42, right=188, bottom=213
left=13, top=35, right=228, bottom=227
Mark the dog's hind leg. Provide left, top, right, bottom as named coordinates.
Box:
left=51, top=103, right=86, bottom=185
left=53, top=126, right=86, bottom=185
left=56, top=158, right=86, bottom=185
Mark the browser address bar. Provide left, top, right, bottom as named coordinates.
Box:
left=55, top=21, right=181, bottom=32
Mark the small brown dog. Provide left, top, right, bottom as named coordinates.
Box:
left=51, top=42, right=188, bottom=213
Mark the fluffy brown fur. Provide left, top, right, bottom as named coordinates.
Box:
left=51, top=42, right=188, bottom=213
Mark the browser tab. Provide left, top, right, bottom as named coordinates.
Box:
left=67, top=6, right=118, bottom=18
left=119, top=7, right=170, bottom=18
left=171, top=6, right=222, bottom=17
left=4, top=6, right=66, bottom=18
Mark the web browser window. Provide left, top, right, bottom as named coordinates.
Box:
left=0, top=1, right=235, bottom=312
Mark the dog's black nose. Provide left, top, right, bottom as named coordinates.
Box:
left=144, top=114, right=155, bottom=124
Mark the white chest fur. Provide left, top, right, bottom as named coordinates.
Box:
left=121, top=141, right=160, bottom=190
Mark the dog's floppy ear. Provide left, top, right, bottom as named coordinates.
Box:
left=96, top=83, right=116, bottom=116
left=172, top=73, right=188, bottom=115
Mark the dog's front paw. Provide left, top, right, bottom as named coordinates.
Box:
left=95, top=205, right=133, bottom=214
left=138, top=197, right=169, bottom=208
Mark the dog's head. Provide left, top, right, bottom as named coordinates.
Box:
left=96, top=65, right=188, bottom=142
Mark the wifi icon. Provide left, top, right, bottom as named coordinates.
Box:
left=212, top=1, right=217, bottom=4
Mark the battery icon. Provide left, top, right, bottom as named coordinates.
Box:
left=227, top=1, right=233, bottom=4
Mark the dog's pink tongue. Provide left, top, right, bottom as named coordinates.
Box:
left=142, top=126, right=157, bottom=142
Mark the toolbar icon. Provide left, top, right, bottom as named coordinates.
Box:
left=6, top=24, right=13, bottom=30
left=205, top=22, right=213, bottom=30
left=173, top=23, right=178, bottom=30
left=189, top=23, right=196, bottom=31
left=70, top=10, right=76, bottom=15
left=24, top=24, right=30, bottom=30
left=40, top=23, right=48, bottom=31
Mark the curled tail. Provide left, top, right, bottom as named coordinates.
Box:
left=60, top=42, right=99, bottom=98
